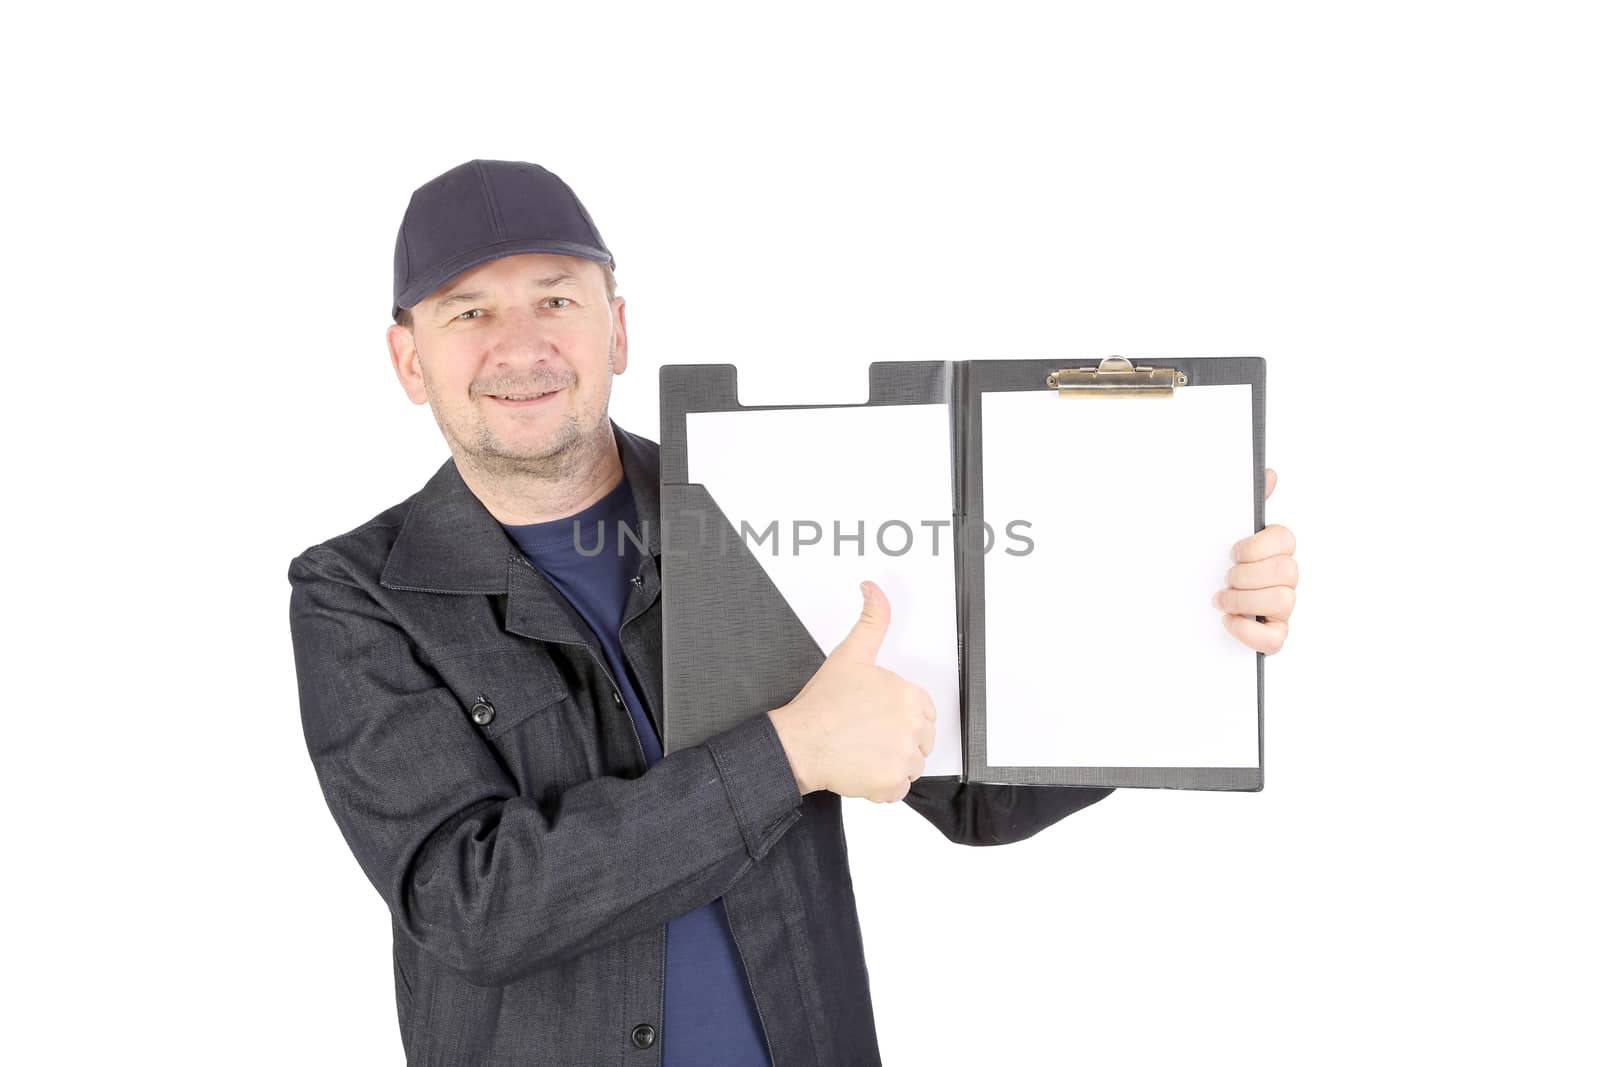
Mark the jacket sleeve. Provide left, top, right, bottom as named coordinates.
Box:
left=288, top=548, right=805, bottom=988
left=901, top=777, right=1113, bottom=846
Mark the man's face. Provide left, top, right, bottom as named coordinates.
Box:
left=387, top=252, right=627, bottom=470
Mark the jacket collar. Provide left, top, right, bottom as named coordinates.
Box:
left=380, top=418, right=662, bottom=596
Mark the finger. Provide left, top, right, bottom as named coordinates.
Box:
left=876, top=780, right=912, bottom=805
left=832, top=580, right=892, bottom=663
left=1232, top=524, right=1296, bottom=564
left=916, top=717, right=936, bottom=758
left=1213, top=585, right=1296, bottom=620
left=1225, top=555, right=1299, bottom=591
left=1264, top=467, right=1277, bottom=500
left=1222, top=613, right=1289, bottom=654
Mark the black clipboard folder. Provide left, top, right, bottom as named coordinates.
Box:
left=660, top=357, right=1266, bottom=792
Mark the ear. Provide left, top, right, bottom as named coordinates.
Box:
left=387, top=322, right=429, bottom=405
left=609, top=296, right=629, bottom=376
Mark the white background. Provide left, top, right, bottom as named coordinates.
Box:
left=4, top=2, right=1596, bottom=1063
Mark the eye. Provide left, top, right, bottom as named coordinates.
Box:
left=543, top=297, right=573, bottom=309
left=457, top=308, right=485, bottom=320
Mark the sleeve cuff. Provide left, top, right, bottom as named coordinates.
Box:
left=704, top=711, right=805, bottom=861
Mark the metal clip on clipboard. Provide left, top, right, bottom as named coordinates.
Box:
left=1046, top=356, right=1189, bottom=397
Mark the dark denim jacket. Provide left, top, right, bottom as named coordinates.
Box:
left=287, top=421, right=1113, bottom=1066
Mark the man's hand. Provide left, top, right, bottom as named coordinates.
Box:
left=767, top=581, right=937, bottom=804
left=1214, top=467, right=1298, bottom=654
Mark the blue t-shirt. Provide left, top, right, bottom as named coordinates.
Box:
left=500, top=472, right=771, bottom=1067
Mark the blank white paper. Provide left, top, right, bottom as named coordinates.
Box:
left=687, top=404, right=963, bottom=777
left=980, top=385, right=1259, bottom=768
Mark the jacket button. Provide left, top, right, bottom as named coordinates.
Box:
left=469, top=699, right=495, bottom=726
left=629, top=1023, right=656, bottom=1049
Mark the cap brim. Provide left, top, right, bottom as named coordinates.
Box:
left=393, top=238, right=614, bottom=319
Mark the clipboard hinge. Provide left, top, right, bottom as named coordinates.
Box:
left=1047, top=356, right=1188, bottom=397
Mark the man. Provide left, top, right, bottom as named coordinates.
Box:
left=287, top=159, right=1299, bottom=1065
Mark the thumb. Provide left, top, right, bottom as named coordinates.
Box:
left=831, top=580, right=891, bottom=664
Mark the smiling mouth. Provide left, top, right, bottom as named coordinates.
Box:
left=487, top=388, right=563, bottom=402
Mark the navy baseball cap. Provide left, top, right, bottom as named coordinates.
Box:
left=392, top=159, right=615, bottom=320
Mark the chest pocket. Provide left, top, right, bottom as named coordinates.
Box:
left=433, top=646, right=590, bottom=792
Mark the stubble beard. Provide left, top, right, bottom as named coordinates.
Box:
left=433, top=333, right=617, bottom=487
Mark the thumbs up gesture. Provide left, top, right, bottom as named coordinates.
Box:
left=768, top=581, right=938, bottom=804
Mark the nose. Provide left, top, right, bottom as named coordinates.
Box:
left=487, top=305, right=561, bottom=365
